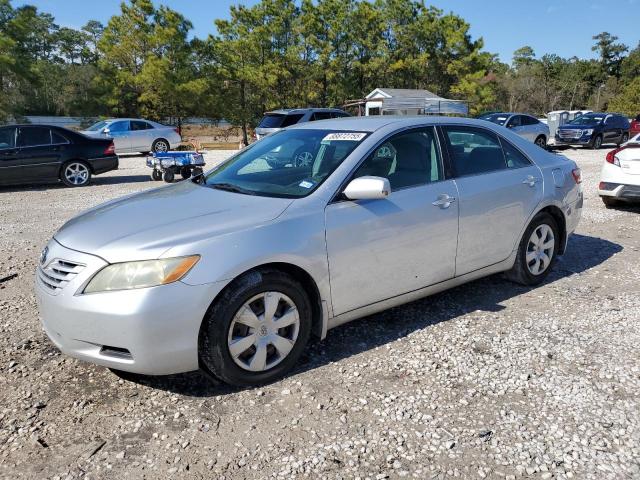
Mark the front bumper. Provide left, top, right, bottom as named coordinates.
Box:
left=35, top=239, right=225, bottom=375
left=554, top=135, right=592, bottom=146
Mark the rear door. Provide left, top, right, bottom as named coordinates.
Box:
left=130, top=120, right=154, bottom=151
left=16, top=126, right=63, bottom=182
left=603, top=115, right=621, bottom=145
left=106, top=120, right=132, bottom=152
left=325, top=127, right=459, bottom=315
left=0, top=127, right=20, bottom=185
left=440, top=125, right=543, bottom=275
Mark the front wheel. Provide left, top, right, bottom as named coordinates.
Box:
left=506, top=212, right=559, bottom=286
left=180, top=167, right=191, bottom=180
left=591, top=135, right=603, bottom=149
left=534, top=135, right=547, bottom=149
left=199, top=270, right=312, bottom=386
left=163, top=168, right=175, bottom=183
left=151, top=169, right=162, bottom=181
left=60, top=161, right=91, bottom=187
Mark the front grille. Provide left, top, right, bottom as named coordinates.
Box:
left=558, top=129, right=582, bottom=139
left=37, top=259, right=85, bottom=294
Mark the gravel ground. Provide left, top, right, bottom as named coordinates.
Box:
left=0, top=148, right=638, bottom=480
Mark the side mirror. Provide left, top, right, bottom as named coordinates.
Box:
left=343, top=176, right=390, bottom=200
left=102, top=128, right=110, bottom=134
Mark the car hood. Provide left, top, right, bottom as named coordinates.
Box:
left=54, top=181, right=294, bottom=263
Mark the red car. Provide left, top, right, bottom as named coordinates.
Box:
left=631, top=114, right=640, bottom=138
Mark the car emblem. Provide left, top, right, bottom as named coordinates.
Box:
left=40, top=246, right=49, bottom=266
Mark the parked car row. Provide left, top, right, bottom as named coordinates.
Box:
left=478, top=112, right=550, bottom=149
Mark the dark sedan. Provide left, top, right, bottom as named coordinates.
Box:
left=0, top=124, right=118, bottom=187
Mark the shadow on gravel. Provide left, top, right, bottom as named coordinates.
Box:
left=92, top=175, right=151, bottom=185
left=0, top=175, right=151, bottom=192
left=118, top=233, right=622, bottom=396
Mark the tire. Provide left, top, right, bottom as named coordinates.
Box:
left=180, top=167, right=191, bottom=180
left=199, top=269, right=312, bottom=387
left=534, top=135, right=547, bottom=149
left=163, top=169, right=175, bottom=183
left=591, top=135, right=603, bottom=149
left=192, top=167, right=203, bottom=177
left=293, top=148, right=314, bottom=168
left=602, top=196, right=620, bottom=208
left=60, top=161, right=91, bottom=187
left=619, top=133, right=629, bottom=145
left=151, top=169, right=162, bottom=181
left=152, top=138, right=170, bottom=153
left=505, top=212, right=559, bottom=286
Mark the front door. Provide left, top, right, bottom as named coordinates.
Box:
left=0, top=127, right=20, bottom=185
left=325, top=127, right=459, bottom=316
left=130, top=120, right=153, bottom=151
left=440, top=125, right=543, bottom=276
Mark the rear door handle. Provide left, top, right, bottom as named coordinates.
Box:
left=432, top=194, right=456, bottom=208
left=522, top=175, right=540, bottom=187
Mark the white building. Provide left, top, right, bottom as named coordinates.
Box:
left=359, top=88, right=468, bottom=116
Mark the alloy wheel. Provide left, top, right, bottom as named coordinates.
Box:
left=227, top=291, right=300, bottom=372
left=64, top=163, right=89, bottom=185
left=526, top=224, right=555, bottom=275
left=154, top=140, right=168, bottom=152
left=294, top=151, right=314, bottom=167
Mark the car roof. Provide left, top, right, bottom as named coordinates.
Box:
left=290, top=115, right=495, bottom=132
left=265, top=108, right=346, bottom=115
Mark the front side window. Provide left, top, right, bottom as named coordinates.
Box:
left=352, top=128, right=442, bottom=190
left=522, top=116, right=539, bottom=126
left=443, top=126, right=506, bottom=177
left=108, top=121, right=130, bottom=132
left=17, top=127, right=51, bottom=147
left=0, top=127, right=16, bottom=149
left=202, top=129, right=367, bottom=198
left=507, top=115, right=522, bottom=128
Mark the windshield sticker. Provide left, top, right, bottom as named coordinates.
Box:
left=299, top=180, right=315, bottom=189
left=322, top=132, right=367, bottom=142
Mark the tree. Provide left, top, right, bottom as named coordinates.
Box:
left=592, top=32, right=627, bottom=78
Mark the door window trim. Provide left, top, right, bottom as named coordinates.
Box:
left=330, top=125, right=446, bottom=203
left=16, top=127, right=71, bottom=149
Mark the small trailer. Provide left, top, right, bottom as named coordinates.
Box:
left=146, top=151, right=206, bottom=183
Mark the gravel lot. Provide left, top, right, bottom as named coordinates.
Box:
left=0, top=147, right=639, bottom=480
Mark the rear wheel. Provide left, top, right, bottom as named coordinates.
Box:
left=163, top=168, right=175, bottom=183
left=60, top=161, right=91, bottom=187
left=152, top=138, right=170, bottom=153
left=619, top=133, right=629, bottom=146
left=591, top=135, right=603, bottom=149
left=506, top=212, right=559, bottom=286
left=199, top=270, right=312, bottom=386
left=534, top=135, right=547, bottom=149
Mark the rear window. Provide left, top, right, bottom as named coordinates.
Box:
left=258, top=113, right=305, bottom=128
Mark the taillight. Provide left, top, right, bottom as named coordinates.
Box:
left=174, top=127, right=180, bottom=135
left=104, top=142, right=115, bottom=155
left=606, top=147, right=623, bottom=166
left=571, top=168, right=582, bottom=184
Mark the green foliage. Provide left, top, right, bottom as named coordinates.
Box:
left=608, top=77, right=640, bottom=117
left=1, top=1, right=638, bottom=127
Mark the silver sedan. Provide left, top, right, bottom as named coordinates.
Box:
left=81, top=118, right=182, bottom=154
left=479, top=113, right=550, bottom=149
left=35, top=117, right=583, bottom=386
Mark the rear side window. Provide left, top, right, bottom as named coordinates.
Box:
left=522, top=116, right=539, bottom=126
left=310, top=112, right=332, bottom=121
left=52, top=131, right=69, bottom=144
left=443, top=126, right=506, bottom=177
left=281, top=114, right=304, bottom=127
left=17, top=127, right=51, bottom=147
left=500, top=138, right=532, bottom=168
left=507, top=116, right=521, bottom=127
left=131, top=120, right=152, bottom=131
left=0, top=127, right=16, bottom=149
left=258, top=114, right=285, bottom=128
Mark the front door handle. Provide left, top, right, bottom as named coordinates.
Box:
left=432, top=194, right=456, bottom=208
left=522, top=175, right=540, bottom=187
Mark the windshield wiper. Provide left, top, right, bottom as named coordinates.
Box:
left=207, top=182, right=256, bottom=195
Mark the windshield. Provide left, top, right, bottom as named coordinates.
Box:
left=569, top=114, right=604, bottom=125
left=86, top=121, right=109, bottom=132
left=479, top=113, right=510, bottom=126
left=201, top=129, right=368, bottom=198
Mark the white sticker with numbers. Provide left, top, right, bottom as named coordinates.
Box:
left=322, top=132, right=367, bottom=142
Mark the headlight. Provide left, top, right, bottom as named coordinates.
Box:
left=84, top=255, right=200, bottom=293
left=582, top=129, right=593, bottom=136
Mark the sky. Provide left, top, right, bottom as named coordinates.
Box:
left=14, top=0, right=640, bottom=64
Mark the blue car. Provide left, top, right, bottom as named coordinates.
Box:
left=555, top=112, right=630, bottom=149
